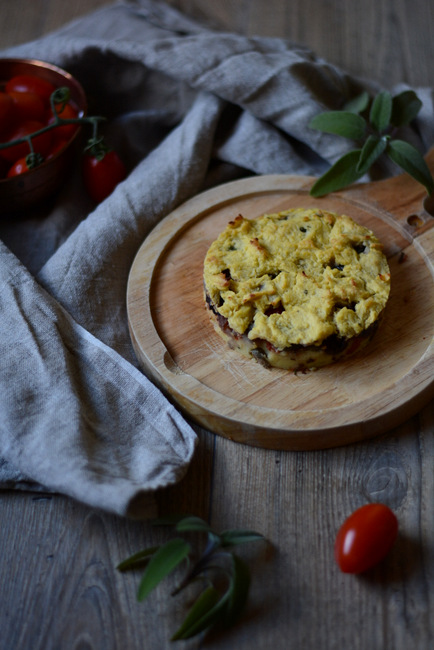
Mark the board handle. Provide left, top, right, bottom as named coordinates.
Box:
left=353, top=147, right=434, bottom=239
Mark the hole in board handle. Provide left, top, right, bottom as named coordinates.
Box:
left=407, top=214, right=425, bottom=228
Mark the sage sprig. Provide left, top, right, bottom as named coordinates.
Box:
left=117, top=515, right=266, bottom=641
left=309, top=89, right=434, bottom=197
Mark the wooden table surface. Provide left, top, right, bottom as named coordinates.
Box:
left=1, top=1, right=433, bottom=649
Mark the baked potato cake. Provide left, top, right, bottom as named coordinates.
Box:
left=203, top=208, right=390, bottom=370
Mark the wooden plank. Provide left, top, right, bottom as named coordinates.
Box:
left=1, top=410, right=432, bottom=649
left=1, top=0, right=114, bottom=49
left=166, top=0, right=434, bottom=86
left=2, top=0, right=433, bottom=86
left=0, top=431, right=214, bottom=650
left=205, top=406, right=434, bottom=649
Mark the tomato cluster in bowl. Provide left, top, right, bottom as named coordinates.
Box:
left=0, top=59, right=87, bottom=213
left=0, top=73, right=81, bottom=179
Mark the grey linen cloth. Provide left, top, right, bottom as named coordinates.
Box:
left=1, top=0, right=432, bottom=517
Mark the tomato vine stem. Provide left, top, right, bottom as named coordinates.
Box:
left=0, top=115, right=106, bottom=151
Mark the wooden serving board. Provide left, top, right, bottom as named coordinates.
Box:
left=127, top=151, right=434, bottom=450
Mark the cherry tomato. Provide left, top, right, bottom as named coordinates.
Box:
left=0, top=92, right=14, bottom=133
left=8, top=91, right=45, bottom=123
left=46, top=102, right=79, bottom=140
left=1, top=120, right=53, bottom=162
left=7, top=156, right=31, bottom=177
left=7, top=151, right=45, bottom=177
left=335, top=503, right=398, bottom=574
left=5, top=74, right=56, bottom=106
left=82, top=149, right=126, bottom=203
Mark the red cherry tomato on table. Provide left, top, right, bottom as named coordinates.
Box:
left=334, top=503, right=398, bottom=574
left=0, top=120, right=53, bottom=162
left=82, top=149, right=126, bottom=203
left=5, top=74, right=56, bottom=106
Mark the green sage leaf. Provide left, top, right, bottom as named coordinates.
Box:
left=343, top=91, right=370, bottom=114
left=224, top=554, right=251, bottom=627
left=356, top=135, right=388, bottom=174
left=390, top=90, right=422, bottom=127
left=117, top=546, right=160, bottom=572
left=137, top=538, right=190, bottom=602
left=309, top=149, right=364, bottom=197
left=171, top=586, right=223, bottom=640
left=219, top=529, right=265, bottom=548
left=309, top=111, right=367, bottom=140
left=387, top=139, right=434, bottom=195
left=175, top=516, right=212, bottom=533
left=369, top=90, right=392, bottom=132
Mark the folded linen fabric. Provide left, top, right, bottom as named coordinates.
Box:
left=0, top=0, right=432, bottom=516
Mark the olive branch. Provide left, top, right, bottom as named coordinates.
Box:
left=309, top=89, right=434, bottom=197
left=117, top=515, right=266, bottom=641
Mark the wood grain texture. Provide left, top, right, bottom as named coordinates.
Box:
left=127, top=166, right=434, bottom=449
left=207, top=410, right=434, bottom=650
left=1, top=0, right=112, bottom=49
left=166, top=0, right=434, bottom=86
left=1, top=1, right=433, bottom=650
left=0, top=431, right=214, bottom=650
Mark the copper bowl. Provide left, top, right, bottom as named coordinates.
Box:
left=0, top=58, right=87, bottom=213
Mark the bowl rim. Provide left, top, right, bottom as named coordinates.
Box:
left=0, top=57, right=85, bottom=84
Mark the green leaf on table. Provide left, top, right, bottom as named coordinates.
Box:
left=219, top=529, right=266, bottom=548
left=207, top=530, right=223, bottom=547
left=118, top=514, right=268, bottom=642
left=390, top=90, right=422, bottom=127
left=137, top=538, right=190, bottom=602
left=153, top=514, right=211, bottom=533
left=369, top=90, right=392, bottom=132
left=171, top=555, right=252, bottom=639
left=224, top=554, right=251, bottom=627
left=356, top=135, right=388, bottom=174
left=309, top=111, right=367, bottom=140
left=387, top=139, right=434, bottom=195
left=116, top=546, right=160, bottom=572
left=343, top=91, right=370, bottom=114
left=171, top=586, right=224, bottom=640
left=309, top=149, right=364, bottom=197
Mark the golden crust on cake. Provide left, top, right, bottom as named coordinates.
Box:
left=203, top=208, right=391, bottom=370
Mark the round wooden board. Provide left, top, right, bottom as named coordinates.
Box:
left=127, top=172, right=434, bottom=450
